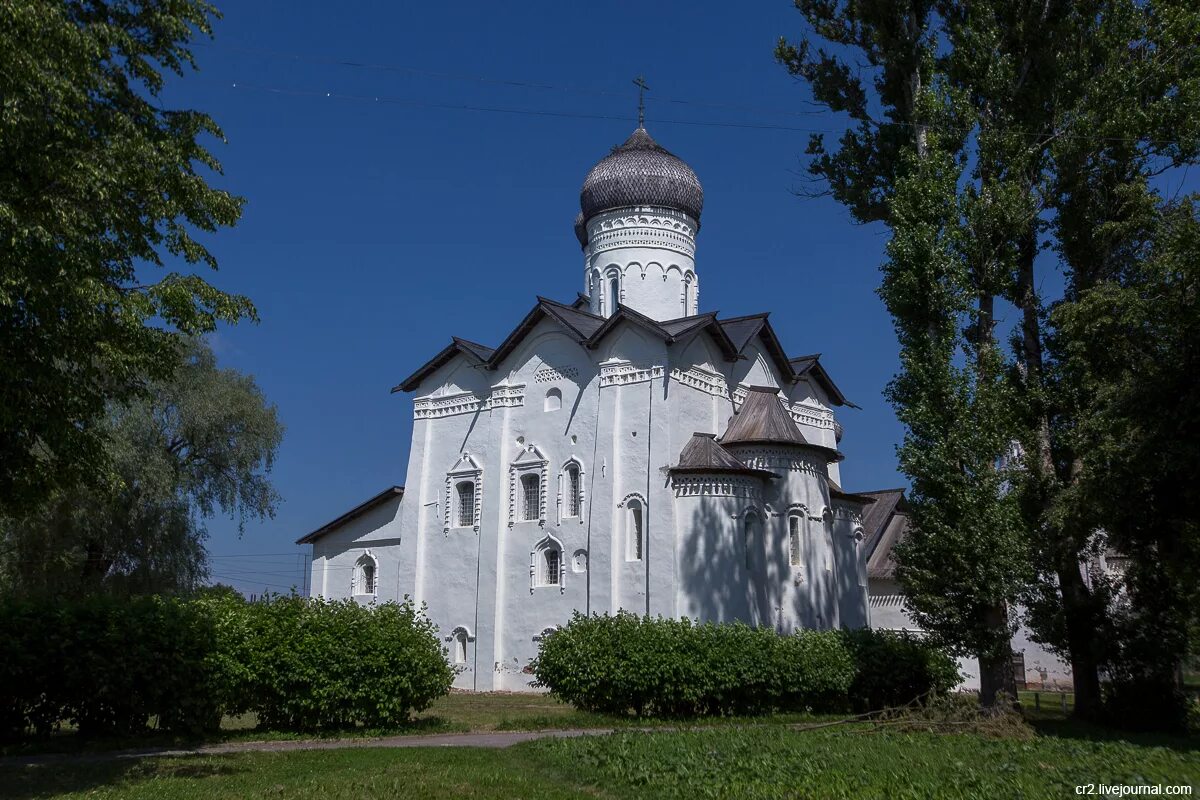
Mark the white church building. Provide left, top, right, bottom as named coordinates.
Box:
left=299, top=124, right=881, bottom=691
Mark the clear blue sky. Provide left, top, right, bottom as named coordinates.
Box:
left=169, top=2, right=933, bottom=594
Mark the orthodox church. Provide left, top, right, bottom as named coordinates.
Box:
left=300, top=123, right=878, bottom=691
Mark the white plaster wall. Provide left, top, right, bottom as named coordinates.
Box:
left=867, top=578, right=1073, bottom=691
left=584, top=206, right=698, bottom=320
left=306, top=315, right=876, bottom=692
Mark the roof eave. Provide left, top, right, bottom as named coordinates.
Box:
left=296, top=486, right=404, bottom=544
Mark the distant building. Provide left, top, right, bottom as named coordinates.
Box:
left=298, top=125, right=878, bottom=691
left=860, top=489, right=1074, bottom=691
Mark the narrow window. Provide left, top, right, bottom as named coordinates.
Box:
left=545, top=548, right=560, bottom=585
left=789, top=516, right=802, bottom=567
left=683, top=278, right=693, bottom=315
left=744, top=514, right=759, bottom=571
left=456, top=481, right=475, bottom=527
left=608, top=276, right=619, bottom=312
left=627, top=500, right=643, bottom=561
left=521, top=473, right=540, bottom=521
left=356, top=558, right=376, bottom=595
left=565, top=464, right=581, bottom=517
left=544, top=387, right=562, bottom=412
left=454, top=630, right=468, bottom=664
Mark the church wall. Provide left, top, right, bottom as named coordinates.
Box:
left=485, top=322, right=603, bottom=690
left=672, top=477, right=760, bottom=624
left=309, top=496, right=404, bottom=602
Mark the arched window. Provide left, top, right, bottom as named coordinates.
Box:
left=683, top=274, right=694, bottom=315
left=744, top=512, right=760, bottom=571
left=626, top=498, right=644, bottom=562
left=608, top=276, right=620, bottom=312
left=544, top=387, right=562, bottom=412
left=452, top=627, right=470, bottom=664
left=456, top=481, right=475, bottom=528
left=534, top=538, right=563, bottom=588
left=354, top=554, right=377, bottom=595
left=564, top=463, right=581, bottom=518
left=520, top=473, right=540, bottom=521
left=789, top=514, right=803, bottom=567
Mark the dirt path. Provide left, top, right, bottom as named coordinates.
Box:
left=0, top=728, right=618, bottom=768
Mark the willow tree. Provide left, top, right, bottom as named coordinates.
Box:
left=0, top=339, right=283, bottom=599
left=0, top=1, right=253, bottom=514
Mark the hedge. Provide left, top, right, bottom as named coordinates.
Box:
left=532, top=612, right=959, bottom=717
left=0, top=595, right=453, bottom=742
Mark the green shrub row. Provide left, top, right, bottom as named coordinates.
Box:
left=0, top=595, right=453, bottom=741
left=532, top=612, right=959, bottom=717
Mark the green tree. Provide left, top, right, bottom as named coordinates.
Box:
left=776, top=0, right=1028, bottom=707
left=0, top=339, right=283, bottom=598
left=779, top=0, right=1200, bottom=717
left=0, top=1, right=253, bottom=514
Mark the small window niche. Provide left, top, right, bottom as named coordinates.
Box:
left=544, top=387, right=562, bottom=412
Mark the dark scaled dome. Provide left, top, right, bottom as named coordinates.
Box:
left=577, top=126, right=703, bottom=244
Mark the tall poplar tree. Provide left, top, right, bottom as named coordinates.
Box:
left=776, top=1, right=1028, bottom=707
left=779, top=0, right=1200, bottom=717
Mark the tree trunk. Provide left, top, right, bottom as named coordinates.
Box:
left=1057, top=559, right=1103, bottom=718
left=978, top=604, right=1016, bottom=708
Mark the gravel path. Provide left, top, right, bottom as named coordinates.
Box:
left=1, top=728, right=618, bottom=768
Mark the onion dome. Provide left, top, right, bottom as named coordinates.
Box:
left=577, top=126, right=703, bottom=245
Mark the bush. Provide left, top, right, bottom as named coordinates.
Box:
left=1102, top=678, right=1191, bottom=734
left=838, top=628, right=961, bottom=712
left=533, top=614, right=961, bottom=719
left=532, top=612, right=856, bottom=717
left=204, top=595, right=453, bottom=731
left=0, top=594, right=453, bottom=742
left=0, top=596, right=221, bottom=741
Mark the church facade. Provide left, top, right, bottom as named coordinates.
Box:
left=300, top=125, right=876, bottom=691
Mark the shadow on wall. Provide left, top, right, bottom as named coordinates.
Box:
left=677, top=496, right=836, bottom=630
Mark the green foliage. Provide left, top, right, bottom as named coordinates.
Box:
left=0, top=594, right=452, bottom=742
left=533, top=613, right=957, bottom=718
left=200, top=594, right=453, bottom=731
left=0, top=338, right=283, bottom=599
left=839, top=628, right=960, bottom=712
left=0, top=1, right=254, bottom=514
left=0, top=595, right=221, bottom=741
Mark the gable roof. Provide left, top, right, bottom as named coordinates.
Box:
left=789, top=354, right=856, bottom=408
left=296, top=486, right=404, bottom=545
left=393, top=297, right=853, bottom=408
left=858, top=488, right=909, bottom=579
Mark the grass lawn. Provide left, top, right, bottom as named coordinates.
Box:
left=4, top=725, right=1197, bottom=799
left=0, top=692, right=835, bottom=758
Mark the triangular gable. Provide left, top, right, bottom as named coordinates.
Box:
left=511, top=444, right=549, bottom=467
left=789, top=353, right=856, bottom=408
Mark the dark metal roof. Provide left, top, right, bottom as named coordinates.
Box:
left=296, top=486, right=404, bottom=544
left=671, top=432, right=775, bottom=478
left=789, top=354, right=857, bottom=408
left=393, top=300, right=851, bottom=412
left=719, top=386, right=810, bottom=446
left=578, top=126, right=703, bottom=243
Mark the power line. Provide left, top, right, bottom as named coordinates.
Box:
left=198, top=41, right=828, bottom=119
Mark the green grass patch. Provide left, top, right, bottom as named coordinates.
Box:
left=4, top=725, right=1197, bottom=799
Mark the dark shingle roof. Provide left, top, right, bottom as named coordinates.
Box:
left=719, top=386, right=809, bottom=446
left=672, top=432, right=773, bottom=477
left=858, top=489, right=908, bottom=579
left=296, top=486, right=404, bottom=544
left=578, top=127, right=703, bottom=245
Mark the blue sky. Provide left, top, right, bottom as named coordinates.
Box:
left=166, top=2, right=980, bottom=594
